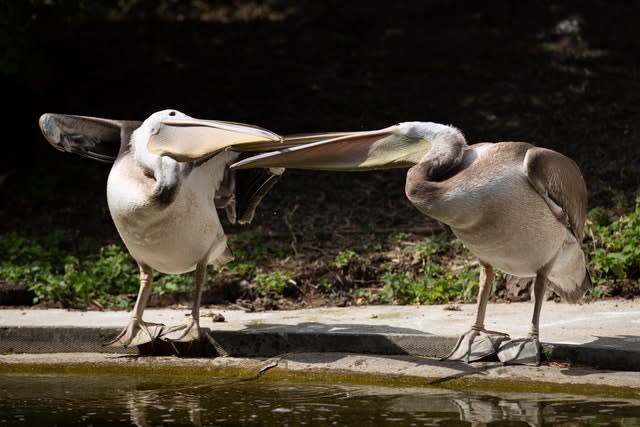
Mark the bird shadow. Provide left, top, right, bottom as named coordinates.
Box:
left=135, top=320, right=447, bottom=358
left=130, top=320, right=495, bottom=384
left=130, top=323, right=640, bottom=376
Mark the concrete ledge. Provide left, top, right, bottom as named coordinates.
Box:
left=1, top=327, right=133, bottom=354
left=1, top=326, right=457, bottom=357
left=1, top=302, right=639, bottom=373
left=2, top=352, right=640, bottom=396
left=2, top=326, right=639, bottom=373
left=544, top=343, right=640, bottom=372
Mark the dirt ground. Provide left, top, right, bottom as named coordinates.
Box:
left=1, top=1, right=639, bottom=309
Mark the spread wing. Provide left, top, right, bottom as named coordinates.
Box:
left=39, top=113, right=141, bottom=163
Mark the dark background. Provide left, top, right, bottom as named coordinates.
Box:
left=1, top=0, right=639, bottom=305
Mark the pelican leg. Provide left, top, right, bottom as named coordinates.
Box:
left=105, top=263, right=163, bottom=347
left=161, top=260, right=207, bottom=342
left=497, top=264, right=549, bottom=366
left=443, top=263, right=510, bottom=362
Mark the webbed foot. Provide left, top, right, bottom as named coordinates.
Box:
left=442, top=328, right=511, bottom=363
left=160, top=319, right=201, bottom=342
left=104, top=319, right=164, bottom=348
left=497, top=336, right=541, bottom=366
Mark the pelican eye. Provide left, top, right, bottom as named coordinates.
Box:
left=169, top=111, right=176, bottom=116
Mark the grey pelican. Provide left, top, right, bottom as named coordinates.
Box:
left=229, top=122, right=591, bottom=365
left=39, top=109, right=285, bottom=347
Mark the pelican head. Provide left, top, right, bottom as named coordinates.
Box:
left=144, top=109, right=282, bottom=162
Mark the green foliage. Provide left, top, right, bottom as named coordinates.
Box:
left=589, top=285, right=609, bottom=299
left=356, top=289, right=373, bottom=303
left=0, top=232, right=204, bottom=308
left=334, top=249, right=357, bottom=269
left=8, top=196, right=640, bottom=308
left=0, top=233, right=139, bottom=308
left=414, top=234, right=450, bottom=259
left=254, top=270, right=291, bottom=298
left=379, top=263, right=479, bottom=305
left=154, top=273, right=194, bottom=296
left=378, top=233, right=479, bottom=304
left=221, top=231, right=287, bottom=276
left=32, top=245, right=139, bottom=308
left=588, top=207, right=609, bottom=227
left=317, top=278, right=333, bottom=293
left=589, top=198, right=640, bottom=284
left=1, top=229, right=291, bottom=308
left=389, top=231, right=412, bottom=243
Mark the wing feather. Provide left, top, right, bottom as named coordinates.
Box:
left=39, top=113, right=141, bottom=163
left=524, top=147, right=588, bottom=240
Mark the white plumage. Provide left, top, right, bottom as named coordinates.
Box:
left=40, top=109, right=283, bottom=347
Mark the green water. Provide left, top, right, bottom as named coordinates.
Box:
left=2, top=373, right=639, bottom=426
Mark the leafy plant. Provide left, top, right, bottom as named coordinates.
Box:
left=356, top=289, right=374, bottom=303
left=29, top=244, right=140, bottom=308
left=377, top=232, right=479, bottom=304
left=254, top=270, right=291, bottom=298
left=414, top=234, right=450, bottom=259
left=389, top=231, right=412, bottom=243
left=379, top=263, right=479, bottom=305
left=155, top=272, right=195, bottom=295
left=0, top=233, right=134, bottom=307
left=334, top=249, right=357, bottom=269
left=220, top=231, right=287, bottom=276
left=589, top=198, right=640, bottom=283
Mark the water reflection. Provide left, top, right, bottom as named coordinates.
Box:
left=1, top=374, right=639, bottom=426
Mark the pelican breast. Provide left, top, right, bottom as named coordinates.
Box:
left=107, top=151, right=236, bottom=274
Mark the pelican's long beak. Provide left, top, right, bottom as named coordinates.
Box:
left=230, top=125, right=433, bottom=171
left=147, top=117, right=283, bottom=162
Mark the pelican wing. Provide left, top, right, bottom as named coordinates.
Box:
left=214, top=166, right=283, bottom=225
left=147, top=118, right=282, bottom=162
left=231, top=126, right=433, bottom=171
left=39, top=113, right=141, bottom=163
left=523, top=147, right=588, bottom=240
left=234, top=167, right=283, bottom=224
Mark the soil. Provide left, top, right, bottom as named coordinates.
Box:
left=1, top=1, right=639, bottom=310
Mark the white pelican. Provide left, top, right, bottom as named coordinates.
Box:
left=229, top=122, right=591, bottom=365
left=39, top=109, right=285, bottom=347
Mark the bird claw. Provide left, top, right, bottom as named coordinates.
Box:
left=160, top=319, right=201, bottom=342
left=104, top=320, right=164, bottom=348
left=442, top=328, right=510, bottom=363
left=497, top=336, right=541, bottom=366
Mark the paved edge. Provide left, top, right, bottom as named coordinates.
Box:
left=2, top=326, right=639, bottom=372
left=1, top=352, right=640, bottom=398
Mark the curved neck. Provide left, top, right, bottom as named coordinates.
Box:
left=132, top=126, right=182, bottom=204
left=415, top=123, right=467, bottom=181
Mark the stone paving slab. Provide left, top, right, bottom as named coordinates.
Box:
left=1, top=300, right=639, bottom=372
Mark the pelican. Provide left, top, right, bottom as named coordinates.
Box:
left=229, top=122, right=591, bottom=365
left=39, top=109, right=286, bottom=347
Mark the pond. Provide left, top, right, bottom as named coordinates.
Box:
left=2, top=373, right=639, bottom=426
